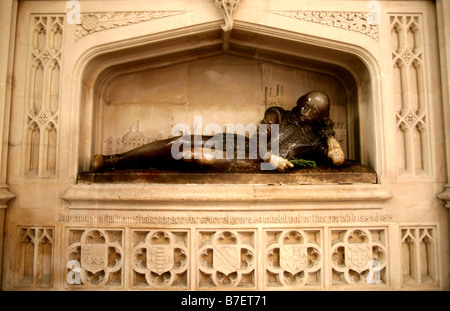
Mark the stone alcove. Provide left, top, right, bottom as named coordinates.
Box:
left=75, top=21, right=380, bottom=184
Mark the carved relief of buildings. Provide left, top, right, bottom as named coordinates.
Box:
left=103, top=120, right=152, bottom=155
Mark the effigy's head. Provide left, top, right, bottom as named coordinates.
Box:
left=296, top=90, right=330, bottom=123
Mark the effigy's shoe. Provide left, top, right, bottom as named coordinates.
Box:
left=91, top=154, right=118, bottom=172
left=91, top=154, right=105, bottom=172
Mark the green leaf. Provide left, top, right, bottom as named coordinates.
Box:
left=290, top=158, right=316, bottom=168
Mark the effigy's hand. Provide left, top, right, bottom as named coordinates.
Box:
left=327, top=136, right=345, bottom=166
left=268, top=154, right=294, bottom=171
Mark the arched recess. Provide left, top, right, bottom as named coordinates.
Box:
left=74, top=21, right=382, bottom=178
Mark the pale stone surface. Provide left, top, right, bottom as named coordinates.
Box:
left=0, top=0, right=448, bottom=291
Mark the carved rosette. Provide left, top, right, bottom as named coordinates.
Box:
left=213, top=0, right=241, bottom=32
left=330, top=228, right=387, bottom=286
left=266, top=230, right=322, bottom=287
left=67, top=229, right=123, bottom=288
left=75, top=11, right=187, bottom=39
left=132, top=230, right=188, bottom=288
left=198, top=230, right=255, bottom=288
left=270, top=11, right=379, bottom=41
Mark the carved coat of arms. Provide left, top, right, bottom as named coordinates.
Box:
left=280, top=245, right=308, bottom=275
left=213, top=245, right=241, bottom=275
left=81, top=244, right=108, bottom=274
left=147, top=245, right=174, bottom=274
left=345, top=243, right=372, bottom=273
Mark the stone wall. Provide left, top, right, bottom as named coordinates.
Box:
left=0, top=0, right=448, bottom=291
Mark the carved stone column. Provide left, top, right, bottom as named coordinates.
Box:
left=436, top=0, right=450, bottom=286
left=0, top=0, right=17, bottom=288
left=436, top=2, right=450, bottom=205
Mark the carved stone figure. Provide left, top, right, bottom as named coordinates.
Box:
left=91, top=90, right=345, bottom=172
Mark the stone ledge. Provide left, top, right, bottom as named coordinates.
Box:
left=77, top=160, right=377, bottom=185
left=61, top=183, right=392, bottom=211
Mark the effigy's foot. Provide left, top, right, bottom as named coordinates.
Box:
left=91, top=154, right=105, bottom=172
left=91, top=154, right=118, bottom=172
left=326, top=136, right=345, bottom=166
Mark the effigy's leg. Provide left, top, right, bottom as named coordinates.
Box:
left=91, top=136, right=183, bottom=171
left=90, top=133, right=263, bottom=172
left=90, top=135, right=229, bottom=171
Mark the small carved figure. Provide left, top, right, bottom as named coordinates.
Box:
left=91, top=90, right=345, bottom=172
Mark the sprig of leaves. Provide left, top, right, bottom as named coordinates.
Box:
left=290, top=158, right=316, bottom=168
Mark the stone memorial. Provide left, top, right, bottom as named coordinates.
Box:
left=0, top=0, right=449, bottom=291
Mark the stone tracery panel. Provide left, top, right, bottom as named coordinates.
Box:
left=330, top=228, right=388, bottom=287
left=390, top=15, right=431, bottom=177
left=15, top=226, right=54, bottom=288
left=400, top=226, right=438, bottom=287
left=131, top=230, right=189, bottom=289
left=25, top=15, right=64, bottom=177
left=197, top=230, right=256, bottom=289
left=66, top=228, right=124, bottom=288
left=13, top=222, right=444, bottom=290
left=265, top=229, right=323, bottom=288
